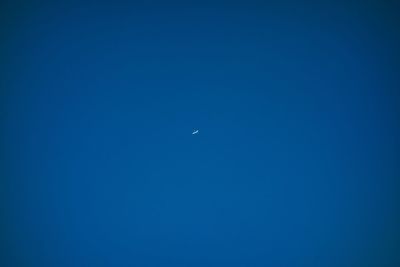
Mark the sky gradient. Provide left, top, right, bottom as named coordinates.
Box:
left=1, top=1, right=400, bottom=266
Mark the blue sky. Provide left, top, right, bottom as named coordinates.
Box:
left=1, top=1, right=400, bottom=266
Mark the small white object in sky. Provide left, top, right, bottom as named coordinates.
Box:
left=192, top=130, right=199, bottom=135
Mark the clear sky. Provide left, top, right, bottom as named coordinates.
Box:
left=1, top=1, right=400, bottom=266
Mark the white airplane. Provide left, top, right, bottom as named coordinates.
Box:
left=192, top=130, right=199, bottom=135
